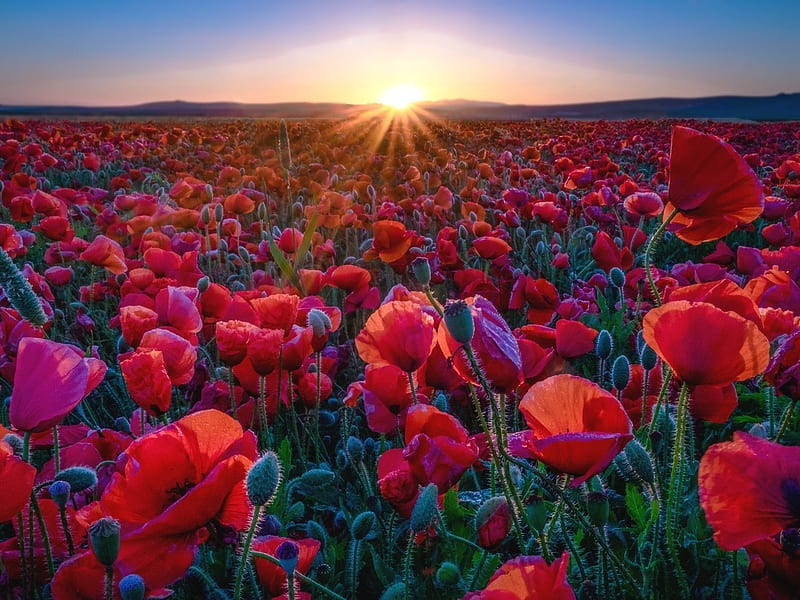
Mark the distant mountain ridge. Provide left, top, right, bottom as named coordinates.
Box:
left=2, top=93, right=799, bottom=120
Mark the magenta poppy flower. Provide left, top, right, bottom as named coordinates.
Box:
left=10, top=338, right=106, bottom=432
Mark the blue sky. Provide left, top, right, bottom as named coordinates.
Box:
left=2, top=0, right=797, bottom=105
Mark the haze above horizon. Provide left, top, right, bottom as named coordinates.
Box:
left=2, top=0, right=798, bottom=107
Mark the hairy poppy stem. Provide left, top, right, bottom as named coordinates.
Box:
left=506, top=456, right=641, bottom=596
left=30, top=492, right=55, bottom=577
left=53, top=425, right=60, bottom=474
left=407, top=370, right=418, bottom=404
left=313, top=351, right=323, bottom=463
left=664, top=382, right=691, bottom=598
left=234, top=504, right=262, bottom=600
left=104, top=565, right=113, bottom=600
left=643, top=208, right=679, bottom=307
left=17, top=512, right=29, bottom=600
left=228, top=368, right=238, bottom=420
left=774, top=399, right=797, bottom=442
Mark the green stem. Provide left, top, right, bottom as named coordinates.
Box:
left=59, top=505, right=75, bottom=556
left=407, top=370, right=418, bottom=405
left=313, top=351, right=322, bottom=462
left=664, top=383, right=691, bottom=598
left=257, top=374, right=270, bottom=451
left=228, top=368, right=238, bottom=419
left=643, top=208, right=678, bottom=307
left=53, top=425, right=60, bottom=474
left=104, top=565, right=113, bottom=600
left=423, top=285, right=445, bottom=318
left=17, top=512, right=29, bottom=600
left=30, top=492, right=55, bottom=577
left=506, top=456, right=641, bottom=595
left=774, top=399, right=797, bottom=442
left=287, top=572, right=297, bottom=600
left=234, top=505, right=262, bottom=600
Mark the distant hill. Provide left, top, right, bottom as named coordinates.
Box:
left=2, top=94, right=799, bottom=121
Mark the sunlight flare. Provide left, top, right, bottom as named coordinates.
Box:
left=378, top=85, right=425, bottom=109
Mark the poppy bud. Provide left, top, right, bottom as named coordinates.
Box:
left=0, top=247, right=47, bottom=327
left=623, top=439, right=655, bottom=485
left=258, top=202, right=268, bottom=221
left=435, top=562, right=461, bottom=588
left=410, top=483, right=439, bottom=533
left=114, top=416, right=132, bottom=434
left=262, top=514, right=282, bottom=536
left=609, top=267, right=626, bottom=288
left=411, top=256, right=431, bottom=286
left=639, top=343, right=658, bottom=371
left=89, top=517, right=120, bottom=566
left=3, top=433, right=23, bottom=455
left=55, top=466, right=98, bottom=494
left=611, top=355, right=631, bottom=390
left=444, top=299, right=474, bottom=344
left=118, top=574, right=146, bottom=600
left=351, top=511, right=376, bottom=540
left=275, top=540, right=300, bottom=575
left=475, top=496, right=510, bottom=549
left=306, top=519, right=328, bottom=546
left=238, top=247, right=251, bottom=263
left=595, top=330, right=613, bottom=360
left=748, top=422, right=769, bottom=438
left=346, top=436, right=364, bottom=463
left=380, top=582, right=405, bottom=600
left=298, top=468, right=335, bottom=488
left=49, top=480, right=71, bottom=510
left=307, top=309, right=332, bottom=338
left=246, top=451, right=282, bottom=506
left=214, top=203, right=224, bottom=222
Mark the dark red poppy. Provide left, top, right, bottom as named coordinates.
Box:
left=699, top=432, right=800, bottom=551
left=10, top=338, right=107, bottom=432
left=745, top=535, right=800, bottom=600
left=377, top=448, right=420, bottom=519
left=356, top=300, right=436, bottom=373
left=252, top=536, right=321, bottom=596
left=765, top=329, right=800, bottom=400
left=402, top=403, right=478, bottom=492
left=623, top=192, right=663, bottom=217
left=666, top=126, right=763, bottom=245
left=462, top=552, right=575, bottom=600
left=591, top=231, right=633, bottom=272
left=514, top=374, right=633, bottom=486
left=509, top=275, right=559, bottom=325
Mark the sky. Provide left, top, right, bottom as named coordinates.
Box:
left=2, top=0, right=798, bottom=107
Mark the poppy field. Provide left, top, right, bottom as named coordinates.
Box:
left=1, top=114, right=800, bottom=600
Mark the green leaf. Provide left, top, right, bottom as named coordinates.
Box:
left=293, top=211, right=319, bottom=281
left=625, top=484, right=648, bottom=532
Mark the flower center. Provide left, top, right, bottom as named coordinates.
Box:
left=166, top=478, right=196, bottom=502
left=781, top=478, right=800, bottom=518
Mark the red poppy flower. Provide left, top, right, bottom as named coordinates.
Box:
left=514, top=375, right=633, bottom=486
left=698, top=432, right=800, bottom=550
left=623, top=192, right=663, bottom=217
left=247, top=328, right=284, bottom=375
left=369, top=220, right=413, bottom=263
left=51, top=550, right=173, bottom=600
left=356, top=300, right=436, bottom=373
left=120, top=349, right=173, bottom=417
left=473, top=236, right=512, bottom=260
left=119, top=305, right=159, bottom=347
left=591, top=231, right=633, bottom=273
left=666, top=279, right=763, bottom=330
left=138, top=328, right=197, bottom=386
left=251, top=293, right=299, bottom=334
left=154, top=286, right=203, bottom=337
left=509, top=275, right=559, bottom=325
left=402, top=403, right=479, bottom=492
left=96, top=410, right=257, bottom=586
left=666, top=126, right=763, bottom=245
left=216, top=320, right=260, bottom=367
left=252, top=536, right=321, bottom=596
left=438, top=295, right=523, bottom=394
left=765, top=329, right=800, bottom=400
left=79, top=234, right=127, bottom=275
left=377, top=448, right=420, bottom=519
left=10, top=338, right=107, bottom=432
left=642, top=301, right=769, bottom=387
left=462, top=552, right=575, bottom=600
left=745, top=535, right=800, bottom=600
left=0, top=439, right=35, bottom=522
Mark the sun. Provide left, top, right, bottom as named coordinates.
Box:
left=379, top=85, right=425, bottom=109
